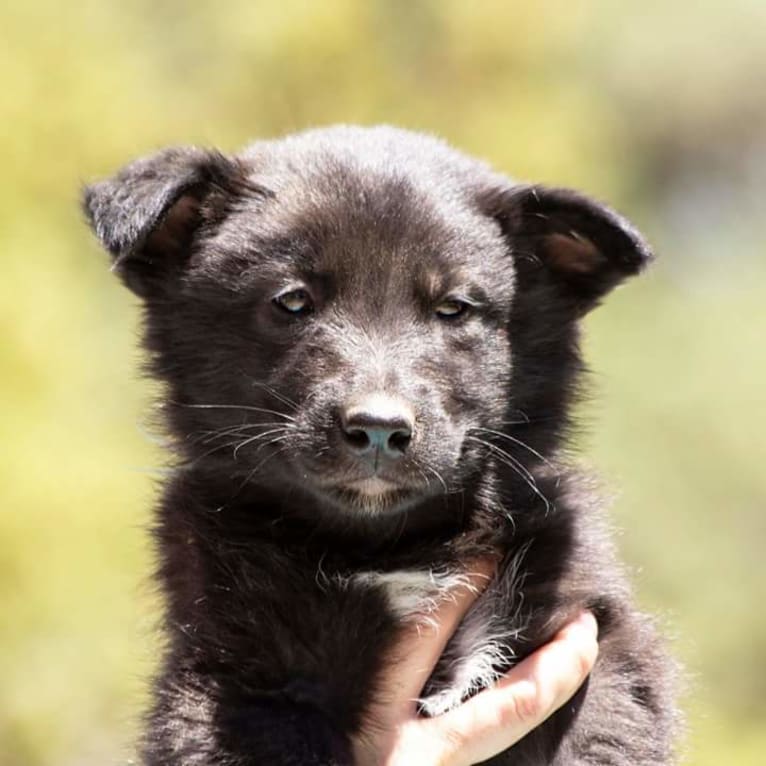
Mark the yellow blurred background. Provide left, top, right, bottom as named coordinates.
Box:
left=1, top=1, right=764, bottom=764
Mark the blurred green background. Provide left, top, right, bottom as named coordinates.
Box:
left=1, top=1, right=764, bottom=764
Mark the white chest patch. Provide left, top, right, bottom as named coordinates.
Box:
left=350, top=568, right=479, bottom=620
left=336, top=547, right=530, bottom=716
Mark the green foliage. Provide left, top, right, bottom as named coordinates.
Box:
left=1, top=1, right=763, bottom=763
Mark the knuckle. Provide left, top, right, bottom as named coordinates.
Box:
left=442, top=722, right=470, bottom=757
left=508, top=681, right=544, bottom=727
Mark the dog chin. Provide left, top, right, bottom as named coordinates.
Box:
left=316, top=478, right=420, bottom=515
left=346, top=477, right=398, bottom=496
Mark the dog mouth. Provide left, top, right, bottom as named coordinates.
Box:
left=298, top=465, right=432, bottom=513
left=343, top=476, right=400, bottom=496
left=326, top=482, right=421, bottom=513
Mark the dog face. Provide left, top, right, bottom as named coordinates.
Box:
left=84, top=127, right=651, bottom=517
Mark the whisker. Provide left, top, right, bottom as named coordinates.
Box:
left=232, top=427, right=292, bottom=460
left=505, top=409, right=531, bottom=424
left=188, top=438, right=248, bottom=462
left=251, top=432, right=292, bottom=455
left=466, top=436, right=536, bottom=482
left=237, top=443, right=291, bottom=492
left=177, top=403, right=296, bottom=421
left=412, top=464, right=431, bottom=490
left=420, top=462, right=449, bottom=494
left=465, top=435, right=551, bottom=514
left=470, top=427, right=554, bottom=470
left=187, top=426, right=291, bottom=462
left=238, top=373, right=299, bottom=412
left=189, top=422, right=291, bottom=446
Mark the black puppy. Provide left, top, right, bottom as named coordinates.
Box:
left=84, top=126, right=678, bottom=765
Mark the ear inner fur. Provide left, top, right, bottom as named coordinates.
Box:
left=478, top=182, right=653, bottom=313
left=82, top=148, right=258, bottom=297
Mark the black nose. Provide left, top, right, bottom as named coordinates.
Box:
left=340, top=397, right=414, bottom=461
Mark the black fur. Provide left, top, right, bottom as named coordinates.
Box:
left=84, top=126, right=678, bottom=765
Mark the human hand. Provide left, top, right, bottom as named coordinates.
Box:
left=352, top=562, right=598, bottom=766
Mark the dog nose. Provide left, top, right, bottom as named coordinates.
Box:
left=340, top=396, right=414, bottom=461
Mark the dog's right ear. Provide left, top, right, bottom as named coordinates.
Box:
left=82, top=147, right=249, bottom=297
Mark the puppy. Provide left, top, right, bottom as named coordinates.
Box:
left=84, top=126, right=678, bottom=765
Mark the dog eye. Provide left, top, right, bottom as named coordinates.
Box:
left=273, top=288, right=313, bottom=315
left=435, top=298, right=470, bottom=319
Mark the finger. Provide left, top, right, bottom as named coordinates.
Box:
left=387, top=559, right=497, bottom=713
left=423, top=611, right=599, bottom=766
left=354, top=560, right=498, bottom=765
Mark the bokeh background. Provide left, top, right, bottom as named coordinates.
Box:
left=1, top=1, right=764, bottom=764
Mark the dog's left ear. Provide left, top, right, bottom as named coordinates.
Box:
left=479, top=184, right=653, bottom=315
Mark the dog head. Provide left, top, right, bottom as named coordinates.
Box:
left=84, top=127, right=651, bottom=519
